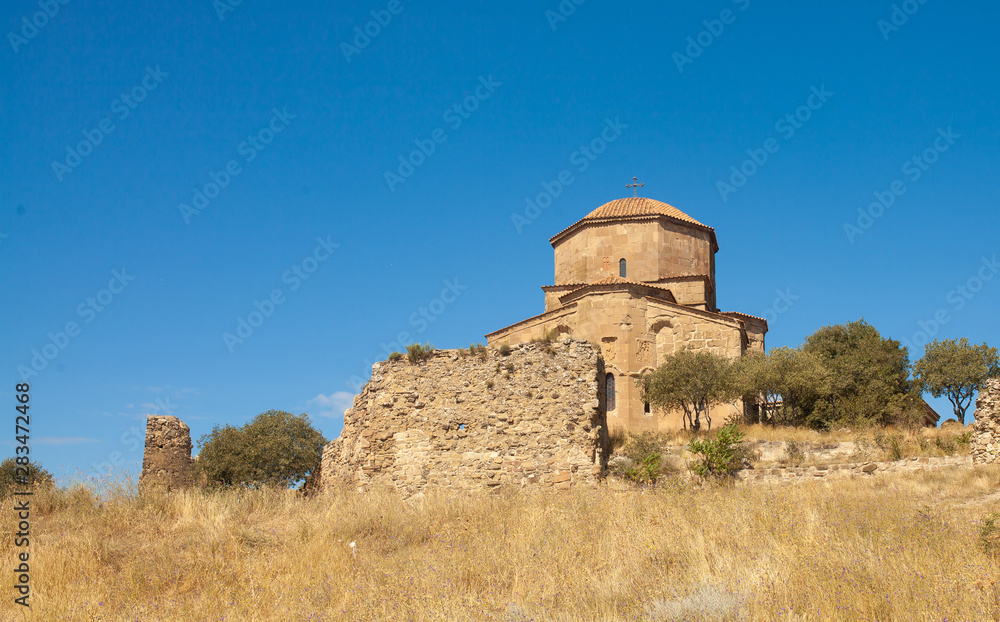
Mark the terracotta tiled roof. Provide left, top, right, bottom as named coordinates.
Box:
left=586, top=275, right=665, bottom=288
left=582, top=197, right=708, bottom=227
left=549, top=196, right=717, bottom=248
left=720, top=311, right=770, bottom=324
left=556, top=276, right=677, bottom=304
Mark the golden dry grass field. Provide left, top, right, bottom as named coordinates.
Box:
left=4, top=462, right=1000, bottom=621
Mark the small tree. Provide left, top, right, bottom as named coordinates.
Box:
left=640, top=349, right=738, bottom=431
left=738, top=347, right=830, bottom=426
left=195, top=410, right=327, bottom=488
left=688, top=423, right=752, bottom=478
left=914, top=338, right=1000, bottom=425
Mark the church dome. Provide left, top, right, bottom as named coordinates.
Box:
left=550, top=196, right=715, bottom=247
left=582, top=197, right=707, bottom=227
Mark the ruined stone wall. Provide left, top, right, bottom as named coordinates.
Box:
left=971, top=378, right=1000, bottom=465
left=736, top=455, right=972, bottom=485
left=320, top=339, right=607, bottom=496
left=139, top=415, right=193, bottom=490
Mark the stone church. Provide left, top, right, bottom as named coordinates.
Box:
left=486, top=195, right=767, bottom=432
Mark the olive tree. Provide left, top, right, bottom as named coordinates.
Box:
left=639, top=349, right=738, bottom=431
left=738, top=347, right=830, bottom=426
left=914, top=338, right=1000, bottom=424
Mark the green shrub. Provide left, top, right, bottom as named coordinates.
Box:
left=498, top=344, right=512, bottom=356
left=486, top=380, right=495, bottom=390
left=406, top=342, right=434, bottom=365
left=611, top=431, right=674, bottom=484
left=688, top=424, right=752, bottom=479
left=388, top=351, right=403, bottom=362
left=505, top=362, right=515, bottom=373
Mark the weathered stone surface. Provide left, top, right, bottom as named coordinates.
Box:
left=320, top=339, right=608, bottom=496
left=972, top=379, right=1000, bottom=465
left=139, top=415, right=193, bottom=491
left=735, top=455, right=971, bottom=485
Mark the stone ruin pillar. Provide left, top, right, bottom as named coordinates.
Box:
left=971, top=378, right=1000, bottom=466
left=139, top=415, right=193, bottom=490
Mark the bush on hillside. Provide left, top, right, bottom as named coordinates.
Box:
left=688, top=424, right=755, bottom=479
left=406, top=342, right=434, bottom=364
left=194, top=410, right=326, bottom=489
left=0, top=457, right=54, bottom=497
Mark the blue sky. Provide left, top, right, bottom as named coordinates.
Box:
left=3, top=0, right=999, bottom=484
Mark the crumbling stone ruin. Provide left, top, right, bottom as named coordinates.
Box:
left=319, top=339, right=609, bottom=496
left=139, top=415, right=193, bottom=490
left=971, top=378, right=1000, bottom=465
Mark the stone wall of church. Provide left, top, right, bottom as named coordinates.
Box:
left=320, top=340, right=608, bottom=496
left=971, top=378, right=1000, bottom=465
left=552, top=220, right=714, bottom=286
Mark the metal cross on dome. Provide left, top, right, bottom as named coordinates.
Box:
left=626, top=176, right=644, bottom=197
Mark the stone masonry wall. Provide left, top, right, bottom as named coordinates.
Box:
left=139, top=415, right=193, bottom=490
left=735, top=455, right=972, bottom=486
left=320, top=339, right=608, bottom=496
left=972, top=378, right=1000, bottom=465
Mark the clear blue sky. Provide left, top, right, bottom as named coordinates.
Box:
left=3, top=0, right=999, bottom=484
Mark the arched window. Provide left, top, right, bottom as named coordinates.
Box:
left=606, top=373, right=616, bottom=411
left=619, top=258, right=627, bottom=278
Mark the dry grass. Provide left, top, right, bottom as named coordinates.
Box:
left=3, top=467, right=1000, bottom=621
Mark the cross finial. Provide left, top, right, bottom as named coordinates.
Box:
left=626, top=176, right=644, bottom=197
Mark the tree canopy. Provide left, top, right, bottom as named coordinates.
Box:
left=914, top=338, right=1000, bottom=424
left=639, top=348, right=738, bottom=431
left=801, top=319, right=911, bottom=427
left=738, top=347, right=830, bottom=426
left=194, top=410, right=327, bottom=488
left=0, top=457, right=54, bottom=497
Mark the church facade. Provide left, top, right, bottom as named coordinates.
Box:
left=486, top=196, right=767, bottom=432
